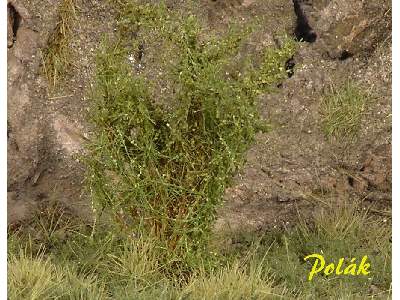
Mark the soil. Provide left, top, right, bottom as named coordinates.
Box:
left=7, top=0, right=391, bottom=235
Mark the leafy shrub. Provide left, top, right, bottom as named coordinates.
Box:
left=86, top=1, right=295, bottom=273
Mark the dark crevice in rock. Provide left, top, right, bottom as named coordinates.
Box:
left=7, top=122, right=11, bottom=139
left=292, top=0, right=317, bottom=43
left=347, top=176, right=354, bottom=187
left=8, top=3, right=22, bottom=47
left=338, top=50, right=353, bottom=61
left=137, top=43, right=144, bottom=62
left=325, top=50, right=354, bottom=61
left=285, top=57, right=295, bottom=78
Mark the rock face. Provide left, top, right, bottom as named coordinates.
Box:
left=7, top=0, right=94, bottom=224
left=215, top=0, right=392, bottom=233
left=318, top=0, right=391, bottom=59
left=7, top=1, right=45, bottom=223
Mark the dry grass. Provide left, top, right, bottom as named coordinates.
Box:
left=41, top=0, right=76, bottom=93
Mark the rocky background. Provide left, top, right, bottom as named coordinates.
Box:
left=7, top=0, right=391, bottom=232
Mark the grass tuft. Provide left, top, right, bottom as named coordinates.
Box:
left=181, top=262, right=278, bottom=300
left=8, top=249, right=106, bottom=300
left=41, top=0, right=76, bottom=93
left=321, top=82, right=368, bottom=140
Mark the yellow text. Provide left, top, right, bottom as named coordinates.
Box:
left=304, top=254, right=371, bottom=281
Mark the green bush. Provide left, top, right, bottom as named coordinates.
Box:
left=86, top=1, right=295, bottom=273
